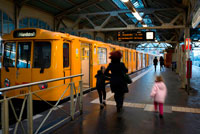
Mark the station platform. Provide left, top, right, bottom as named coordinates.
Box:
left=49, top=66, right=200, bottom=134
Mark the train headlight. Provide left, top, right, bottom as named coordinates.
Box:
left=38, top=83, right=48, bottom=90
left=4, top=78, right=10, bottom=87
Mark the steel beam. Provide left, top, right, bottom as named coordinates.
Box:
left=117, top=15, right=128, bottom=26
left=117, top=41, right=178, bottom=44
left=84, top=16, right=96, bottom=28
left=153, top=13, right=164, bottom=24
left=170, top=13, right=184, bottom=24
left=100, top=15, right=112, bottom=28
left=72, top=25, right=185, bottom=32
left=68, top=8, right=183, bottom=16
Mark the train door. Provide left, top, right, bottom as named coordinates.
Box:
left=63, top=42, right=71, bottom=84
left=136, top=52, right=138, bottom=70
left=143, top=54, right=146, bottom=67
left=31, top=41, right=52, bottom=92
left=15, top=41, right=32, bottom=94
left=81, top=43, right=90, bottom=90
left=125, top=50, right=128, bottom=67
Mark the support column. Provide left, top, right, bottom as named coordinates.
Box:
left=14, top=3, right=21, bottom=29
left=93, top=32, right=97, bottom=40
left=181, top=27, right=190, bottom=89
left=176, top=43, right=180, bottom=74
left=185, top=27, right=191, bottom=93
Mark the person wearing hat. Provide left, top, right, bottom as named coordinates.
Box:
left=104, top=50, right=128, bottom=112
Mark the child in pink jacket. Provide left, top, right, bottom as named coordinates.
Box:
left=150, top=76, right=167, bottom=118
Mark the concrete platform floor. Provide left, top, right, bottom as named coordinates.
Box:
left=51, top=66, right=200, bottom=134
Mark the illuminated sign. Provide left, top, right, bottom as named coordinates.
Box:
left=185, top=38, right=191, bottom=50
left=146, top=31, right=154, bottom=40
left=13, top=30, right=36, bottom=38
left=117, top=31, right=155, bottom=41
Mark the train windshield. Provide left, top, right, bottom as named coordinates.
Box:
left=3, top=42, right=16, bottom=67
left=17, top=42, right=31, bottom=68
left=33, top=42, right=51, bottom=68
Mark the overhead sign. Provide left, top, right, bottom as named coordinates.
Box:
left=13, top=30, right=36, bottom=38
left=117, top=31, right=155, bottom=41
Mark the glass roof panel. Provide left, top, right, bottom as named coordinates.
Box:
left=112, top=0, right=128, bottom=9
left=112, top=0, right=153, bottom=26
left=131, top=0, right=144, bottom=8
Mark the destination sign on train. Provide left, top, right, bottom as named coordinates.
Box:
left=117, top=31, right=155, bottom=41
left=13, top=30, right=36, bottom=38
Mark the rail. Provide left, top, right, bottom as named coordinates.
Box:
left=0, top=74, right=84, bottom=134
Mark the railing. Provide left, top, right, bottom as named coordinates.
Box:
left=0, top=74, right=83, bottom=134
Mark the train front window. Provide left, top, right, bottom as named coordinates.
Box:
left=17, top=42, right=31, bottom=68
left=33, top=42, right=51, bottom=68
left=3, top=42, right=16, bottom=67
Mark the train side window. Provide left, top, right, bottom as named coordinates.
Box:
left=120, top=50, right=123, bottom=62
left=133, top=53, right=135, bottom=61
left=17, top=42, right=31, bottom=68
left=63, top=43, right=69, bottom=67
left=3, top=42, right=16, bottom=67
left=97, top=47, right=107, bottom=64
left=33, top=42, right=51, bottom=68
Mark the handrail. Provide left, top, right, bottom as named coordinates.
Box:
left=1, top=73, right=84, bottom=134
left=0, top=74, right=83, bottom=92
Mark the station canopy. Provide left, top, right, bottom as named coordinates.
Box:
left=6, top=0, right=200, bottom=53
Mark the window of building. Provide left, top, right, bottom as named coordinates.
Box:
left=19, top=18, right=51, bottom=30
left=0, top=10, right=14, bottom=35
left=33, top=42, right=51, bottom=68
left=17, top=42, right=31, bottom=68
left=3, top=42, right=16, bottom=67
left=63, top=43, right=69, bottom=67
left=81, top=33, right=92, bottom=39
left=98, top=47, right=107, bottom=64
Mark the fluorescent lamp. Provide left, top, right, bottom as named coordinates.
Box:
left=132, top=12, right=142, bottom=21
left=120, top=0, right=129, bottom=2
left=142, top=24, right=147, bottom=27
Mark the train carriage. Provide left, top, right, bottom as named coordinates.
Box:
left=1, top=28, right=153, bottom=101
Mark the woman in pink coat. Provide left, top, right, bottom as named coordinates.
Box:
left=150, top=76, right=167, bottom=118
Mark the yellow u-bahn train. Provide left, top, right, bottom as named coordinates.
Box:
left=1, top=28, right=153, bottom=101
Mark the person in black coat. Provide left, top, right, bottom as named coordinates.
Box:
left=104, top=50, right=128, bottom=112
left=159, top=56, right=164, bottom=71
left=95, top=66, right=108, bottom=109
left=153, top=57, right=158, bottom=72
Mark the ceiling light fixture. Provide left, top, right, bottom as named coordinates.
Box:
left=120, top=0, right=129, bottom=2
left=142, top=24, right=147, bottom=27
left=132, top=12, right=142, bottom=21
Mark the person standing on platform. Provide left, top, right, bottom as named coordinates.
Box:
left=153, top=57, right=158, bottom=72
left=159, top=56, right=164, bottom=71
left=95, top=66, right=108, bottom=109
left=150, top=76, right=167, bottom=118
left=104, top=50, right=128, bottom=112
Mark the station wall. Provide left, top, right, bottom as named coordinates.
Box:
left=0, top=0, right=108, bottom=42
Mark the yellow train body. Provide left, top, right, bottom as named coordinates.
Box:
left=1, top=28, right=153, bottom=101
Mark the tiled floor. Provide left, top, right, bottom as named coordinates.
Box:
left=51, top=66, right=200, bottom=134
